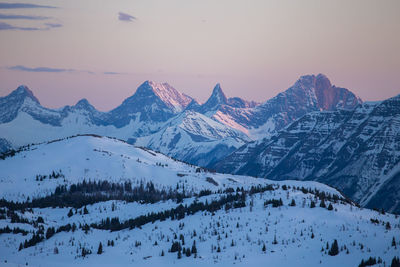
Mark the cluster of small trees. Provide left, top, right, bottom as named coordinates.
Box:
left=169, top=239, right=197, bottom=259
left=0, top=226, right=28, bottom=235
left=358, top=257, right=382, bottom=267
left=0, top=180, right=191, bottom=210
left=35, top=170, right=64, bottom=181
left=92, top=192, right=247, bottom=231
left=264, top=198, right=283, bottom=208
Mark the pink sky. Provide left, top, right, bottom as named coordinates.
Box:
left=0, top=0, right=399, bottom=111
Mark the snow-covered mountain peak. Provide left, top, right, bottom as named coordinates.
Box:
left=200, top=83, right=228, bottom=112
left=280, top=74, right=362, bottom=110
left=210, top=83, right=228, bottom=104
left=8, top=85, right=40, bottom=104
left=74, top=98, right=95, bottom=110
left=135, top=81, right=192, bottom=112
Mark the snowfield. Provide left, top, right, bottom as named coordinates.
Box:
left=0, top=135, right=398, bottom=267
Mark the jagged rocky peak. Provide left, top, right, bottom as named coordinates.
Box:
left=7, top=85, right=40, bottom=104
left=134, top=80, right=192, bottom=112
left=284, top=73, right=362, bottom=110
left=211, top=83, right=228, bottom=104
left=74, top=98, right=95, bottom=110
left=201, top=83, right=228, bottom=111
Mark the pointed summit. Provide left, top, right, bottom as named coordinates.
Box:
left=8, top=85, right=40, bottom=104
left=0, top=85, right=41, bottom=124
left=211, top=83, right=228, bottom=104
left=130, top=81, right=192, bottom=112
left=200, top=83, right=228, bottom=112
left=74, top=98, right=95, bottom=111
left=109, top=81, right=192, bottom=127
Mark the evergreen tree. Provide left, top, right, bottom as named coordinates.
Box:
left=262, top=243, right=266, bottom=252
left=272, top=235, right=278, bottom=245
left=45, top=227, right=55, bottom=239
left=83, top=206, right=89, bottom=215
left=392, top=237, right=397, bottom=248
left=67, top=208, right=73, bottom=218
left=320, top=199, right=326, bottom=208
left=328, top=239, right=339, bottom=256
left=289, top=199, right=296, bottom=206
left=177, top=249, right=182, bottom=259
left=185, top=247, right=191, bottom=257
left=97, top=242, right=103, bottom=254
left=327, top=203, right=333, bottom=210
left=310, top=201, right=316, bottom=208
left=191, top=240, right=197, bottom=255
left=391, top=256, right=400, bottom=267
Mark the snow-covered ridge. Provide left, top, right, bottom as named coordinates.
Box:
left=0, top=135, right=338, bottom=201
left=0, top=135, right=399, bottom=267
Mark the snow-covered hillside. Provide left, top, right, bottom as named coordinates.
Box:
left=135, top=111, right=250, bottom=167
left=0, top=135, right=398, bottom=267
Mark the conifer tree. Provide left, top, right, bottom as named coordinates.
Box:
left=320, top=199, right=326, bottom=208
left=328, top=239, right=339, bottom=256
left=67, top=208, right=73, bottom=218
left=97, top=242, right=103, bottom=254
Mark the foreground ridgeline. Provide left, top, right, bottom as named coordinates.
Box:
left=0, top=135, right=398, bottom=266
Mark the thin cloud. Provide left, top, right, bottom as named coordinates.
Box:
left=118, top=12, right=136, bottom=22
left=104, top=71, right=123, bottom=75
left=0, top=13, right=50, bottom=20
left=7, top=65, right=120, bottom=75
left=0, top=3, right=57, bottom=9
left=0, top=21, right=62, bottom=31
left=8, top=65, right=74, bottom=73
left=45, top=23, right=62, bottom=28
left=0, top=21, right=42, bottom=31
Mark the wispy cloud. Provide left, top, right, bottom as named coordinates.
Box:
left=7, top=65, right=123, bottom=75
left=0, top=13, right=50, bottom=20
left=44, top=23, right=62, bottom=28
left=0, top=21, right=62, bottom=31
left=8, top=65, right=74, bottom=73
left=0, top=21, right=43, bottom=31
left=0, top=3, right=57, bottom=9
left=103, top=71, right=124, bottom=75
left=118, top=12, right=136, bottom=22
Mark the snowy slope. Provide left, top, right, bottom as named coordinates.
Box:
left=0, top=136, right=398, bottom=267
left=135, top=110, right=250, bottom=167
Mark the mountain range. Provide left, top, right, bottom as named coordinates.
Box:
left=0, top=74, right=361, bottom=167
